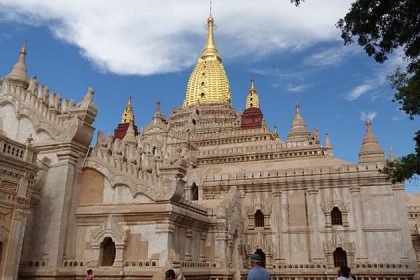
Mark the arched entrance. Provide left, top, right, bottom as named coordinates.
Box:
left=333, top=247, right=347, bottom=267
left=254, top=249, right=266, bottom=268
left=100, top=237, right=116, bottom=266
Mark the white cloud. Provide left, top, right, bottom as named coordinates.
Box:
left=0, top=0, right=353, bottom=75
left=346, top=82, right=375, bottom=101
left=287, top=84, right=308, bottom=92
left=345, top=53, right=406, bottom=101
left=360, top=111, right=377, bottom=122
left=305, top=46, right=359, bottom=67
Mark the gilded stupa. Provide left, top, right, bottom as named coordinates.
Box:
left=183, top=13, right=231, bottom=107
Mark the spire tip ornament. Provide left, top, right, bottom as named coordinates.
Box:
left=121, top=95, right=135, bottom=124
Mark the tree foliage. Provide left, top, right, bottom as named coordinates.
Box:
left=337, top=0, right=420, bottom=183
left=293, top=0, right=420, bottom=183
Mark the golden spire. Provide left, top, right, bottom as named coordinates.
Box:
left=182, top=12, right=231, bottom=107
left=246, top=78, right=260, bottom=109
left=199, top=13, right=221, bottom=62
left=121, top=96, right=135, bottom=124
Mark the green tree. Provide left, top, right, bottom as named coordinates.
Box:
left=292, top=0, right=420, bottom=183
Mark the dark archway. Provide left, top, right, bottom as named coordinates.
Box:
left=191, top=184, right=198, bottom=201
left=333, top=247, right=347, bottom=267
left=254, top=210, right=264, bottom=227
left=331, top=207, right=343, bottom=225
left=101, top=237, right=116, bottom=266
left=254, top=249, right=266, bottom=268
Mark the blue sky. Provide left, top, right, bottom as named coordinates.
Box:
left=0, top=1, right=418, bottom=191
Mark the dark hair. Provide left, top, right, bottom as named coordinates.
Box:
left=340, top=265, right=351, bottom=277
left=87, top=269, right=93, bottom=275
left=165, top=269, right=176, bottom=278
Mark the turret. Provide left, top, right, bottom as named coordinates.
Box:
left=246, top=79, right=260, bottom=109
left=5, top=40, right=29, bottom=88
left=358, top=117, right=386, bottom=163
left=152, top=98, right=167, bottom=126
left=241, top=79, right=263, bottom=129
left=323, top=132, right=333, bottom=157
left=287, top=102, right=310, bottom=142
left=273, top=125, right=279, bottom=140
left=114, top=96, right=139, bottom=140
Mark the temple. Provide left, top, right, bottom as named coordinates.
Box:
left=0, top=13, right=419, bottom=280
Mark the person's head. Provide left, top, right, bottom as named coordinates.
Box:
left=339, top=265, right=351, bottom=277
left=250, top=253, right=262, bottom=267
left=86, top=269, right=93, bottom=280
left=165, top=269, right=176, bottom=280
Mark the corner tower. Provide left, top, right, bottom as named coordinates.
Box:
left=183, top=14, right=231, bottom=107
left=114, top=96, right=139, bottom=140
left=241, top=79, right=264, bottom=129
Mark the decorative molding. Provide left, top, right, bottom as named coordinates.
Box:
left=323, top=232, right=355, bottom=253
left=245, top=232, right=273, bottom=254
left=91, top=215, right=129, bottom=247
left=321, top=199, right=349, bottom=214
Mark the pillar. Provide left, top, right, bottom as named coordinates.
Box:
left=349, top=186, right=368, bottom=262
left=307, top=189, right=323, bottom=262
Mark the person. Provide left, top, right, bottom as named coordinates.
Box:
left=247, top=253, right=270, bottom=280
left=86, top=269, right=94, bottom=280
left=165, top=269, right=176, bottom=280
left=337, top=265, right=354, bottom=280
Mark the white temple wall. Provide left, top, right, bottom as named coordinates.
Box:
left=0, top=104, right=53, bottom=143
left=27, top=156, right=78, bottom=267
left=102, top=180, right=153, bottom=204
left=0, top=104, right=20, bottom=141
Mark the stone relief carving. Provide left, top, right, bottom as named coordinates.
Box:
left=0, top=210, right=12, bottom=242
left=84, top=109, right=195, bottom=202
left=244, top=232, right=273, bottom=254
left=91, top=215, right=129, bottom=246
left=245, top=201, right=273, bottom=215
left=323, top=231, right=355, bottom=253
left=321, top=198, right=349, bottom=213
left=0, top=79, right=97, bottom=146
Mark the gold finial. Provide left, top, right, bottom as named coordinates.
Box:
left=246, top=78, right=260, bottom=109
left=21, top=38, right=27, bottom=55
left=121, top=95, right=135, bottom=124
left=200, top=7, right=220, bottom=62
